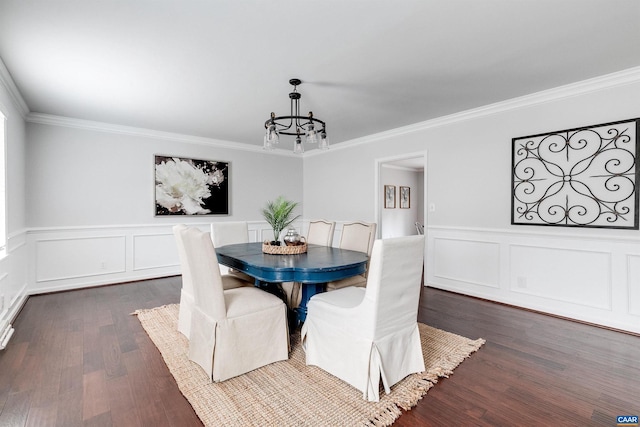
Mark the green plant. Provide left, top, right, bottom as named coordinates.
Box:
left=261, top=196, right=300, bottom=243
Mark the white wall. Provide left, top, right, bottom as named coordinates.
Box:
left=0, top=61, right=28, bottom=348
left=26, top=122, right=303, bottom=227
left=23, top=120, right=304, bottom=294
left=304, top=68, right=640, bottom=333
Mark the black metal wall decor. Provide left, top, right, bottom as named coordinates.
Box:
left=512, top=118, right=639, bottom=229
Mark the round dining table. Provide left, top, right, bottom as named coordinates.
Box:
left=215, top=242, right=368, bottom=325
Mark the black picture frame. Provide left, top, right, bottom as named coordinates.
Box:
left=154, top=155, right=229, bottom=216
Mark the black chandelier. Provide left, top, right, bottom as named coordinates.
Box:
left=264, top=78, right=329, bottom=153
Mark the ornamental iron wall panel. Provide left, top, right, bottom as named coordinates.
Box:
left=512, top=118, right=639, bottom=229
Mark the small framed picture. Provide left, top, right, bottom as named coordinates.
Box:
left=384, top=185, right=396, bottom=209
left=400, top=186, right=410, bottom=209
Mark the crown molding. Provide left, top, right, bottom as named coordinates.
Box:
left=25, top=113, right=298, bottom=157
left=18, top=65, right=640, bottom=158
left=0, top=57, right=29, bottom=118
left=306, top=66, right=640, bottom=156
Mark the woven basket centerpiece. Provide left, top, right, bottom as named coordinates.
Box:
left=262, top=238, right=307, bottom=255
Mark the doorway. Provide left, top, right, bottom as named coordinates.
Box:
left=375, top=153, right=426, bottom=239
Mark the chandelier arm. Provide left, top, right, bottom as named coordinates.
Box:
left=269, top=116, right=325, bottom=127
left=266, top=116, right=326, bottom=135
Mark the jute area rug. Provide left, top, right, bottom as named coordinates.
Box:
left=134, top=304, right=484, bottom=427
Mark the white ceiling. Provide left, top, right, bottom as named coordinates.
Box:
left=1, top=0, right=639, bottom=152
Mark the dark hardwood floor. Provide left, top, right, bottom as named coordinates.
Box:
left=0, top=277, right=638, bottom=426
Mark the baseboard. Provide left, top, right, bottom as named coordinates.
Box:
left=427, top=284, right=640, bottom=337
left=0, top=325, right=14, bottom=350
left=0, top=289, right=28, bottom=350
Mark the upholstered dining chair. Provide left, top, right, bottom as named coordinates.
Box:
left=285, top=219, right=337, bottom=309
left=210, top=221, right=254, bottom=284
left=306, top=219, right=336, bottom=246
left=325, top=221, right=377, bottom=291
left=301, top=235, right=425, bottom=402
left=179, top=226, right=289, bottom=382
left=173, top=224, right=250, bottom=338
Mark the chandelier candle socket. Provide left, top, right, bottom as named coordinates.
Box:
left=264, top=78, right=329, bottom=153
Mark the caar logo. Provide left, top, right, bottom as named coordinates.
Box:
left=617, top=415, right=639, bottom=426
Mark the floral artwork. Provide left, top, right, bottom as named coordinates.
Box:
left=400, top=186, right=410, bottom=209
left=384, top=185, right=396, bottom=209
left=512, top=118, right=639, bottom=229
left=155, top=155, right=229, bottom=215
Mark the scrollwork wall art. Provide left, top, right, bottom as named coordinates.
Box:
left=512, top=118, right=639, bottom=229
left=155, top=155, right=229, bottom=215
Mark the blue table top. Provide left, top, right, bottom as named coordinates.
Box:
left=215, top=242, right=368, bottom=284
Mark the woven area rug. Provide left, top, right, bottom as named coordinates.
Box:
left=134, top=304, right=484, bottom=427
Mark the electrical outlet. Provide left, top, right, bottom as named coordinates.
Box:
left=100, top=261, right=107, bottom=270
left=0, top=294, right=4, bottom=312
left=517, top=276, right=527, bottom=288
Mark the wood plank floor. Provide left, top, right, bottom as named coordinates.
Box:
left=0, top=276, right=638, bottom=426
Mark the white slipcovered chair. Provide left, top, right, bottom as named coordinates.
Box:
left=325, top=221, right=377, bottom=291
left=173, top=224, right=250, bottom=338
left=301, top=235, right=425, bottom=402
left=179, top=226, right=289, bottom=382
left=306, top=219, right=336, bottom=246
left=210, top=221, right=254, bottom=284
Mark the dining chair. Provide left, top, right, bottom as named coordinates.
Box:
left=179, top=226, right=289, bottom=382
left=173, top=224, right=251, bottom=338
left=305, top=219, right=336, bottom=246
left=284, top=219, right=337, bottom=309
left=325, top=221, right=377, bottom=291
left=210, top=221, right=254, bottom=284
left=301, top=234, right=426, bottom=402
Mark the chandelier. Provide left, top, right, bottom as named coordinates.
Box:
left=264, top=78, right=329, bottom=154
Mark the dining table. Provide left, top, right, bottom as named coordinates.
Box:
left=215, top=242, right=369, bottom=325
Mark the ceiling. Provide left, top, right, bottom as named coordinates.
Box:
left=1, top=0, right=639, bottom=152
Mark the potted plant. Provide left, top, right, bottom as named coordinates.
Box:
left=261, top=196, right=300, bottom=245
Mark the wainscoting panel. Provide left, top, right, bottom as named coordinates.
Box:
left=133, top=233, right=178, bottom=271
left=627, top=254, right=640, bottom=316
left=433, top=238, right=500, bottom=289
left=26, top=221, right=277, bottom=295
left=36, top=235, right=126, bottom=282
left=509, top=245, right=612, bottom=310
left=248, top=229, right=260, bottom=243
left=427, top=226, right=640, bottom=334
left=1, top=231, right=30, bottom=350
left=19, top=222, right=640, bottom=334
